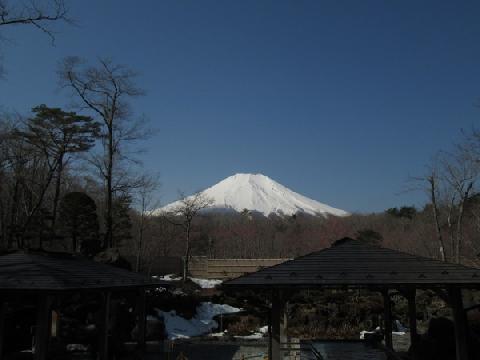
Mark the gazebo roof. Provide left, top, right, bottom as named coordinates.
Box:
left=0, top=251, right=169, bottom=291
left=224, top=238, right=480, bottom=289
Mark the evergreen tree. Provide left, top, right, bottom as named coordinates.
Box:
left=58, top=192, right=100, bottom=256
left=386, top=206, right=417, bottom=219
left=18, top=105, right=99, bottom=236
left=356, top=229, right=383, bottom=245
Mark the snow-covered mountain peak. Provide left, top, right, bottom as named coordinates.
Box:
left=157, top=173, right=349, bottom=217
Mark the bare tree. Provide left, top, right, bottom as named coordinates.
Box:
left=58, top=57, right=145, bottom=249
left=0, top=0, right=70, bottom=75
left=0, top=0, right=68, bottom=29
left=132, top=173, right=160, bottom=272
left=164, top=192, right=213, bottom=281
left=412, top=158, right=448, bottom=261
left=425, top=164, right=447, bottom=261
left=441, top=146, right=478, bottom=263
left=1, top=116, right=55, bottom=248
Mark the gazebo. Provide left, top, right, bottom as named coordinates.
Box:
left=0, top=251, right=169, bottom=360
left=224, top=238, right=480, bottom=360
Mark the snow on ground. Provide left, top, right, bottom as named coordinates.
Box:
left=234, top=325, right=269, bottom=340
left=155, top=302, right=242, bottom=340
left=209, top=331, right=227, bottom=337
left=189, top=278, right=223, bottom=288
left=154, top=274, right=222, bottom=289
left=360, top=325, right=406, bottom=340
left=155, top=274, right=182, bottom=281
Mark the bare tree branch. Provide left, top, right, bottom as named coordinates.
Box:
left=0, top=0, right=70, bottom=44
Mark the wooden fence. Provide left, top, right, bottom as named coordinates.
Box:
left=189, top=257, right=290, bottom=279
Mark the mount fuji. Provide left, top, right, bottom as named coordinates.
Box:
left=157, top=173, right=349, bottom=217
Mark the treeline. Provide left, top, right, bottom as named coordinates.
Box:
left=133, top=200, right=480, bottom=274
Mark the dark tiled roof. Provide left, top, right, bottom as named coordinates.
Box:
left=0, top=252, right=169, bottom=291
left=224, top=238, right=480, bottom=288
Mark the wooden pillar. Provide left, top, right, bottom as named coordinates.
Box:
left=136, top=288, right=147, bottom=350
left=271, top=289, right=286, bottom=360
left=407, top=288, right=417, bottom=345
left=449, top=287, right=469, bottom=360
left=267, top=308, right=272, bottom=360
left=98, top=292, right=111, bottom=360
left=382, top=290, right=393, bottom=350
left=0, top=302, right=7, bottom=360
left=281, top=299, right=289, bottom=358
left=34, top=295, right=52, bottom=360
left=282, top=300, right=288, bottom=339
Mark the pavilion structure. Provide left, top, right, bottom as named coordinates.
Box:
left=224, top=238, right=480, bottom=360
left=0, top=251, right=169, bottom=360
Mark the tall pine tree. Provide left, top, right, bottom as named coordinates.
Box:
left=19, top=105, right=100, bottom=238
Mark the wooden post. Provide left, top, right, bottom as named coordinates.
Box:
left=407, top=288, right=417, bottom=346
left=34, top=295, right=52, bottom=360
left=267, top=308, right=272, bottom=360
left=281, top=298, right=290, bottom=359
left=137, top=288, right=147, bottom=350
left=0, top=302, right=7, bottom=360
left=282, top=300, right=288, bottom=339
left=382, top=290, right=393, bottom=351
left=98, top=292, right=111, bottom=360
left=449, top=287, right=469, bottom=360
left=271, top=289, right=286, bottom=360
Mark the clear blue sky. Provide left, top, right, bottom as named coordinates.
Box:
left=1, top=1, right=480, bottom=213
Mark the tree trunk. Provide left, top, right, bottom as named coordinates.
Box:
left=429, top=177, right=446, bottom=261
left=183, top=224, right=191, bottom=282
left=51, top=155, right=64, bottom=236
left=135, top=204, right=145, bottom=273
left=447, top=195, right=456, bottom=260
left=21, top=162, right=58, bottom=246
left=8, top=178, right=19, bottom=248
left=455, top=184, right=473, bottom=264
left=105, top=122, right=114, bottom=249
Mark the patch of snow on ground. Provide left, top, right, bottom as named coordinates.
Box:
left=234, top=333, right=264, bottom=340
left=360, top=326, right=381, bottom=340
left=155, top=274, right=182, bottom=281
left=258, top=325, right=268, bottom=334
left=189, top=278, right=223, bottom=289
left=209, top=331, right=227, bottom=337
left=154, top=275, right=222, bottom=288
left=171, top=288, right=187, bottom=296
left=360, top=326, right=406, bottom=340
left=234, top=325, right=268, bottom=340
left=155, top=302, right=242, bottom=340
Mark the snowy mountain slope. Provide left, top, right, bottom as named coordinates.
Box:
left=156, top=173, right=349, bottom=217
